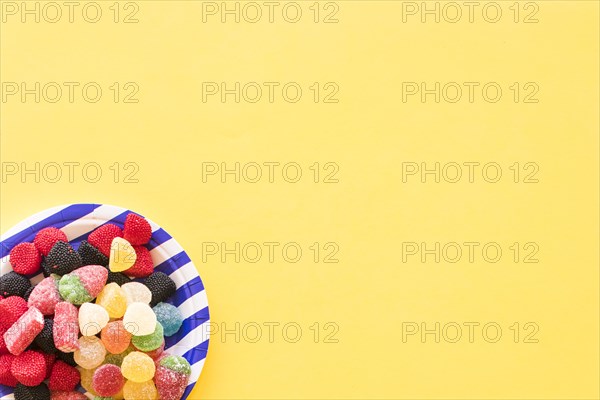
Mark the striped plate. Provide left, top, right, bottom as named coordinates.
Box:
left=0, top=204, right=209, bottom=400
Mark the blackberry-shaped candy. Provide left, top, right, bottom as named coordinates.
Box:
left=106, top=268, right=132, bottom=286
left=144, top=272, right=176, bottom=306
left=78, top=240, right=109, bottom=267
left=14, top=382, right=51, bottom=400
left=34, top=318, right=57, bottom=354
left=46, top=241, right=82, bottom=276
left=23, top=285, right=34, bottom=301
left=56, top=350, right=77, bottom=367
left=0, top=271, right=31, bottom=298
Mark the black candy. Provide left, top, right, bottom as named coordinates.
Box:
left=144, top=271, right=176, bottom=306
left=0, top=271, right=31, bottom=298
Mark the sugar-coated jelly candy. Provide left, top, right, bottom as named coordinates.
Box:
left=123, top=302, right=156, bottom=336
left=121, top=282, right=152, bottom=305
left=101, top=321, right=132, bottom=354
left=3, top=306, right=44, bottom=355
left=153, top=302, right=183, bottom=337
left=132, top=322, right=164, bottom=352
left=92, top=364, right=124, bottom=397
left=123, top=379, right=158, bottom=400
left=154, top=355, right=191, bottom=400
left=53, top=302, right=79, bottom=352
left=121, top=351, right=155, bottom=382
left=79, top=303, right=109, bottom=336
left=96, top=282, right=127, bottom=319
left=74, top=336, right=106, bottom=369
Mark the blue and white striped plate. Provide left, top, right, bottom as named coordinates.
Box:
left=0, top=204, right=209, bottom=400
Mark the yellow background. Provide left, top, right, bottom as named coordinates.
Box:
left=1, top=1, right=599, bottom=399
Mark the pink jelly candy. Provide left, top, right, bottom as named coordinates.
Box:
left=28, top=276, right=61, bottom=315
left=53, top=302, right=79, bottom=352
left=3, top=306, right=44, bottom=355
left=92, top=364, right=124, bottom=396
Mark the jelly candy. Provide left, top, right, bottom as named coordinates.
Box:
left=123, top=379, right=158, bottom=400
left=95, top=283, right=127, bottom=319
left=3, top=306, right=44, bottom=355
left=154, top=355, right=191, bottom=400
left=153, top=302, right=183, bottom=337
left=74, top=336, right=106, bottom=369
left=59, top=265, right=108, bottom=305
left=109, top=237, right=137, bottom=272
left=132, top=322, right=163, bottom=352
left=53, top=302, right=79, bottom=352
left=79, top=303, right=109, bottom=336
left=121, top=351, right=155, bottom=382
left=77, top=366, right=97, bottom=396
left=121, top=282, right=152, bottom=305
left=27, top=276, right=61, bottom=315
left=101, top=320, right=132, bottom=354
left=123, top=302, right=157, bottom=336
left=92, top=364, right=124, bottom=397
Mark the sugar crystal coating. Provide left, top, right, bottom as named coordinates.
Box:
left=53, top=302, right=79, bottom=352
left=70, top=265, right=108, bottom=298
left=92, top=364, right=124, bottom=397
left=121, top=282, right=152, bottom=305
left=27, top=276, right=61, bottom=315
left=95, top=282, right=127, bottom=318
left=121, top=351, right=155, bottom=382
left=77, top=366, right=97, bottom=396
left=123, top=379, right=158, bottom=400
left=123, top=302, right=157, bottom=336
left=101, top=321, right=132, bottom=354
left=4, top=306, right=44, bottom=355
left=58, top=274, right=92, bottom=305
left=74, top=336, right=106, bottom=369
left=153, top=302, right=183, bottom=337
left=132, top=322, right=164, bottom=352
left=79, top=303, right=110, bottom=336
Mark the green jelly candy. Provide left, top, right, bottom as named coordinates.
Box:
left=160, top=355, right=191, bottom=376
left=132, top=322, right=164, bottom=352
left=59, top=274, right=92, bottom=305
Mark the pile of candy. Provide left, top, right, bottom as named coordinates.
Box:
left=0, top=214, right=191, bottom=400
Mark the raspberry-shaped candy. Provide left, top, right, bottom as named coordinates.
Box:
left=155, top=355, right=191, bottom=400
left=41, top=352, right=55, bottom=379
left=14, top=382, right=51, bottom=400
left=10, top=350, right=46, bottom=386
left=0, top=325, right=8, bottom=354
left=88, top=224, right=123, bottom=256
left=92, top=364, right=124, bottom=396
left=0, top=271, right=31, bottom=298
left=144, top=271, right=176, bottom=306
left=28, top=276, right=61, bottom=315
left=50, top=391, right=87, bottom=400
left=77, top=240, right=108, bottom=267
left=9, top=243, right=41, bottom=275
left=46, top=241, right=82, bottom=276
left=0, top=353, right=17, bottom=386
left=0, top=296, right=29, bottom=329
left=48, top=360, right=80, bottom=391
left=125, top=245, right=154, bottom=278
left=123, top=213, right=152, bottom=245
left=34, top=227, right=68, bottom=256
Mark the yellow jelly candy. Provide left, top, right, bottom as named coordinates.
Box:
left=109, top=237, right=137, bottom=272
left=121, top=351, right=156, bottom=382
left=96, top=283, right=127, bottom=318
left=78, top=366, right=98, bottom=396
left=123, top=379, right=158, bottom=400
left=74, top=336, right=107, bottom=369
